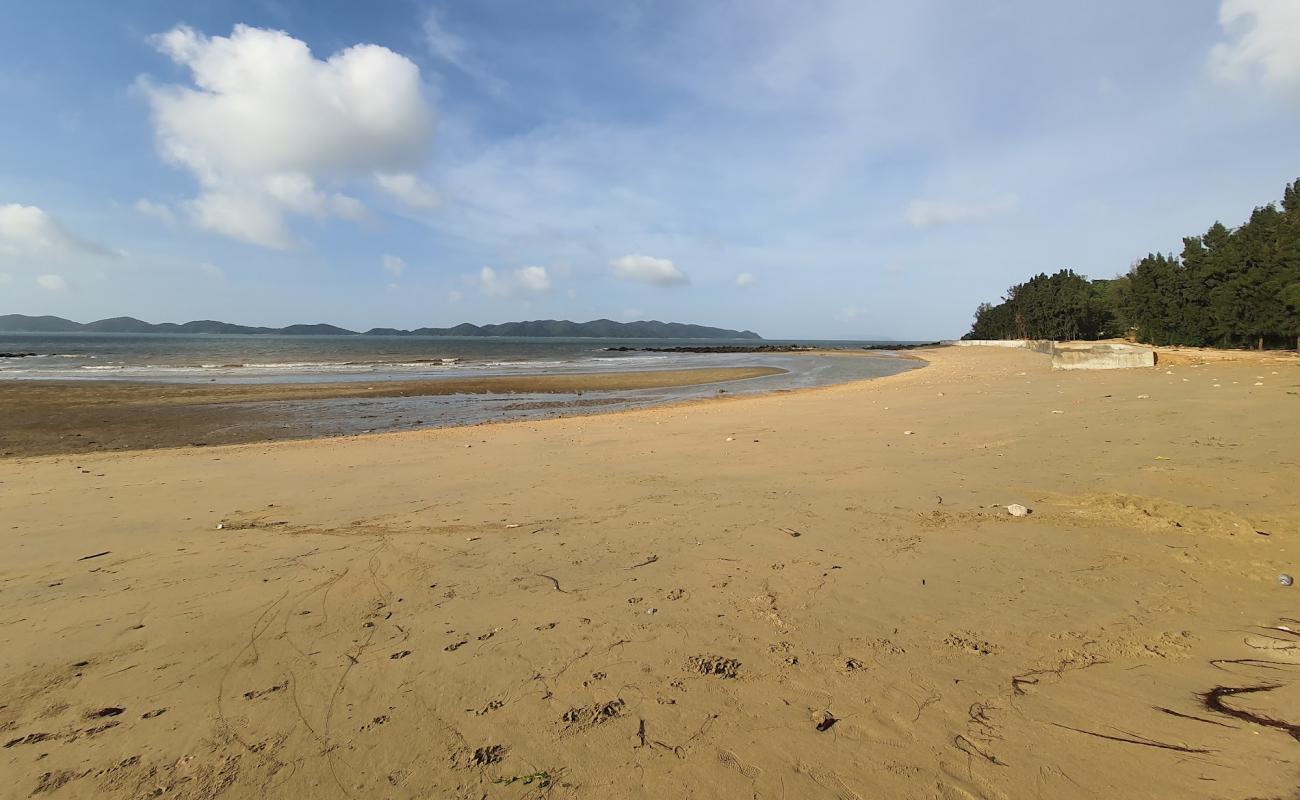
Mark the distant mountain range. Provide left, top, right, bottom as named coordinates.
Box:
left=0, top=314, right=762, bottom=340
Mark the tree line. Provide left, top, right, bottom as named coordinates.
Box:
left=964, top=178, right=1300, bottom=349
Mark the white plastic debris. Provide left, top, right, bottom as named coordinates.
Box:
left=1280, top=574, right=1294, bottom=587
left=1007, top=504, right=1031, bottom=517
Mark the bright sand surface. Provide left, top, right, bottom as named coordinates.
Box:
left=1, top=346, right=1297, bottom=798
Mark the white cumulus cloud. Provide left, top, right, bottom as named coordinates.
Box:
left=1209, top=0, right=1300, bottom=96
left=36, top=274, right=67, bottom=291
left=142, top=24, right=435, bottom=248
left=905, top=194, right=1019, bottom=229
left=735, top=272, right=755, bottom=288
left=610, top=254, right=689, bottom=286
left=381, top=254, right=407, bottom=277
left=474, top=265, right=552, bottom=297
left=516, top=265, right=552, bottom=292
left=0, top=204, right=113, bottom=256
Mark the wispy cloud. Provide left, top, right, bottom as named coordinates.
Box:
left=134, top=198, right=176, bottom=225
left=375, top=172, right=441, bottom=210
left=905, top=195, right=1020, bottom=229
left=423, top=8, right=506, bottom=95
left=36, top=273, right=68, bottom=291
left=382, top=254, right=407, bottom=277
left=472, top=265, right=552, bottom=297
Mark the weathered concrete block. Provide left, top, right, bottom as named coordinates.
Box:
left=1051, top=343, right=1155, bottom=370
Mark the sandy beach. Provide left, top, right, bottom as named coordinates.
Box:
left=2, top=345, right=1298, bottom=799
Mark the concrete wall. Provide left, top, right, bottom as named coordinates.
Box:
left=1051, top=343, right=1155, bottom=370
left=950, top=339, right=1055, bottom=354
left=948, top=339, right=1156, bottom=369
left=951, top=339, right=1034, bottom=348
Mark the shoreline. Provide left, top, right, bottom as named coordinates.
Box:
left=2, top=346, right=1295, bottom=798
left=0, top=354, right=922, bottom=459
left=0, top=365, right=784, bottom=459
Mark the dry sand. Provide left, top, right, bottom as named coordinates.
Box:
left=1, top=346, right=1297, bottom=799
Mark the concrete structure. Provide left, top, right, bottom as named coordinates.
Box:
left=948, top=339, right=1156, bottom=369
left=1051, top=342, right=1156, bottom=370
left=953, top=339, right=1037, bottom=348
left=951, top=339, right=1055, bottom=354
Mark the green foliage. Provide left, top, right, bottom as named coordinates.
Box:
left=965, top=178, right=1300, bottom=349
left=963, top=269, right=1116, bottom=341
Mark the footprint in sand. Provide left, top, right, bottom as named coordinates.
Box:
left=944, top=633, right=998, bottom=656
left=470, top=744, right=507, bottom=765
left=795, top=762, right=864, bottom=800
left=689, top=655, right=741, bottom=678
left=717, top=749, right=762, bottom=780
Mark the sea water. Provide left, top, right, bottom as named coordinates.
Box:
left=0, top=333, right=924, bottom=434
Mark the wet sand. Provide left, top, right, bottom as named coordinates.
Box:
left=1, top=346, right=1298, bottom=799
left=0, top=366, right=784, bottom=457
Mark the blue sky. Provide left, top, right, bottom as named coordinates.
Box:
left=1, top=0, right=1297, bottom=339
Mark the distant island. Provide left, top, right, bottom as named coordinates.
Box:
left=0, top=315, right=762, bottom=340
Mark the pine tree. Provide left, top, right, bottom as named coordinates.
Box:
left=965, top=177, right=1300, bottom=351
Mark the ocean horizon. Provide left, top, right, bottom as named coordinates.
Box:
left=0, top=331, right=925, bottom=383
